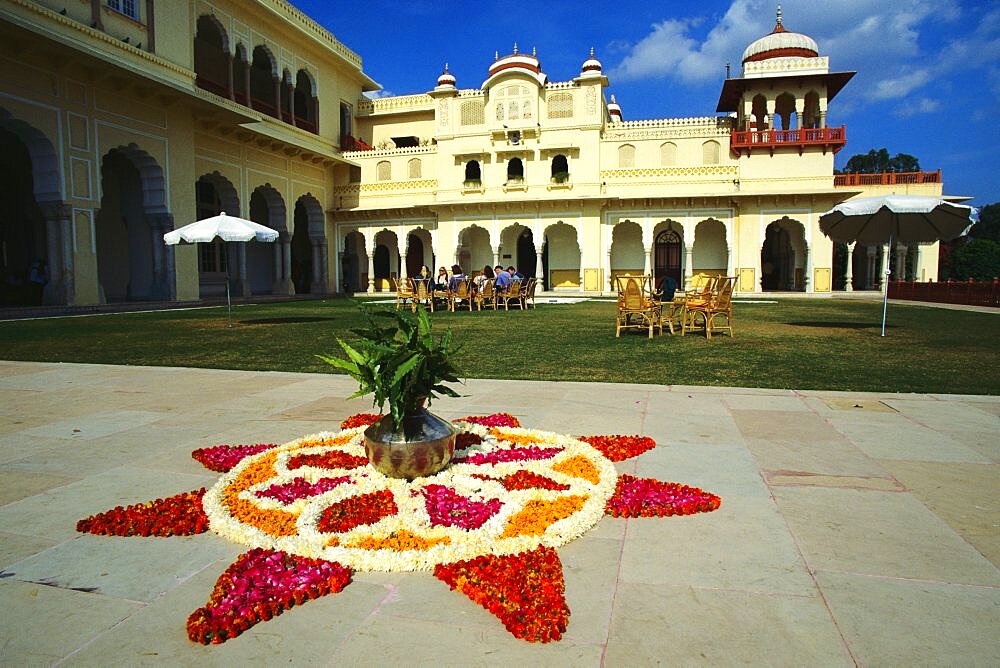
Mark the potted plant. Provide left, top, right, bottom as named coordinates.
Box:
left=317, top=304, right=461, bottom=479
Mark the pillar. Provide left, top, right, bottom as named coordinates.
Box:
left=643, top=244, right=652, bottom=277
left=398, top=239, right=408, bottom=280
left=802, top=244, right=811, bottom=292
left=145, top=211, right=174, bottom=300
left=281, top=238, right=293, bottom=294
left=236, top=242, right=249, bottom=297
left=274, top=77, right=282, bottom=119
left=226, top=52, right=235, bottom=100
left=726, top=244, right=734, bottom=280
left=492, top=246, right=501, bottom=269
left=845, top=242, right=855, bottom=291
left=244, top=66, right=252, bottom=109
left=795, top=98, right=805, bottom=130
left=684, top=247, right=694, bottom=289
left=311, top=238, right=328, bottom=295
left=535, top=249, right=544, bottom=287
left=366, top=250, right=375, bottom=293
left=895, top=244, right=908, bottom=282
left=39, top=202, right=73, bottom=305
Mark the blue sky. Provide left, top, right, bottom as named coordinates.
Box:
left=294, top=0, right=1000, bottom=206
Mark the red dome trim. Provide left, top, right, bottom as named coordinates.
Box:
left=488, top=60, right=541, bottom=76
left=743, top=47, right=818, bottom=64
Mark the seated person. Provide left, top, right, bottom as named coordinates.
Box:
left=435, top=267, right=450, bottom=290
left=415, top=264, right=431, bottom=280
left=494, top=264, right=512, bottom=291
left=655, top=276, right=677, bottom=302
left=507, top=266, right=523, bottom=281
left=474, top=264, right=492, bottom=290
left=447, top=264, right=467, bottom=292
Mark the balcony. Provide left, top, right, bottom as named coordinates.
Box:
left=834, top=170, right=941, bottom=187
left=730, top=125, right=846, bottom=157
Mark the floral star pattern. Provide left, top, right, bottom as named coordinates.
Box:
left=77, top=412, right=721, bottom=644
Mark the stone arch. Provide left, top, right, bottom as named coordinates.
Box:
left=294, top=68, right=318, bottom=132
left=97, top=144, right=172, bottom=301
left=618, top=144, right=635, bottom=168
left=775, top=92, right=796, bottom=131
left=542, top=221, right=580, bottom=290
left=751, top=94, right=767, bottom=130
left=803, top=90, right=821, bottom=129
left=194, top=14, right=229, bottom=96
left=291, top=193, right=326, bottom=294
left=702, top=140, right=720, bottom=165
left=373, top=228, right=399, bottom=291
left=405, top=227, right=432, bottom=278
left=506, top=157, right=524, bottom=182
left=250, top=44, right=279, bottom=116
left=0, top=110, right=70, bottom=305
left=610, top=220, right=643, bottom=287
left=233, top=43, right=249, bottom=104
left=341, top=229, right=365, bottom=294
left=248, top=183, right=287, bottom=295
left=464, top=160, right=481, bottom=183
left=693, top=218, right=728, bottom=281
left=456, top=224, right=491, bottom=273
left=660, top=142, right=677, bottom=166
left=197, top=170, right=239, bottom=217
left=653, top=219, right=685, bottom=290
left=761, top=216, right=806, bottom=291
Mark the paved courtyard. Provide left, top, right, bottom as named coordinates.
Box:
left=0, top=360, right=997, bottom=666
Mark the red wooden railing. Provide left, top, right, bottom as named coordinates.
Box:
left=195, top=75, right=228, bottom=98
left=834, top=170, right=941, bottom=187
left=888, top=279, right=1000, bottom=307
left=731, top=125, right=846, bottom=156
left=340, top=134, right=373, bottom=151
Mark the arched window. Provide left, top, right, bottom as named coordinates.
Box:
left=376, top=160, right=391, bottom=181
left=407, top=158, right=422, bottom=179
left=294, top=69, right=318, bottom=133
left=250, top=45, right=278, bottom=117
left=551, top=154, right=569, bottom=183
left=660, top=142, right=677, bottom=166
left=194, top=15, right=228, bottom=96
left=702, top=140, right=720, bottom=165
left=618, top=144, right=635, bottom=168
left=464, top=160, right=481, bottom=185
left=507, top=157, right=524, bottom=182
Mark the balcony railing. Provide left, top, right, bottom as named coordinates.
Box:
left=341, top=135, right=373, bottom=151
left=834, top=170, right=941, bottom=187
left=730, top=125, right=846, bottom=157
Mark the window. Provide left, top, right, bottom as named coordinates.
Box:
left=618, top=144, right=635, bottom=168
left=408, top=158, right=422, bottom=179
left=551, top=154, right=569, bottom=182
left=507, top=157, right=524, bottom=182
left=702, top=140, right=720, bottom=165
left=460, top=100, right=485, bottom=126
left=548, top=92, right=573, bottom=119
left=107, top=0, right=139, bottom=20
left=340, top=102, right=353, bottom=140
left=376, top=161, right=391, bottom=181
left=464, top=160, right=481, bottom=185
left=660, top=142, right=677, bottom=166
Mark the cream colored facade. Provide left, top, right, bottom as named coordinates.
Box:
left=0, top=4, right=948, bottom=307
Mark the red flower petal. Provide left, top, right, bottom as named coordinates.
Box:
left=76, top=489, right=209, bottom=537
left=317, top=489, right=398, bottom=534
left=340, top=413, right=383, bottom=429
left=192, top=444, right=278, bottom=472
left=288, top=450, right=368, bottom=471
left=434, top=546, right=570, bottom=642
left=577, top=435, right=656, bottom=462
left=454, top=413, right=521, bottom=428
left=186, top=548, right=352, bottom=644
left=605, top=475, right=722, bottom=518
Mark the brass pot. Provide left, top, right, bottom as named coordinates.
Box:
left=363, top=407, right=456, bottom=480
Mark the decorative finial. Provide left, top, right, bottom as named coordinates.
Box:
left=444, top=62, right=449, bottom=73
left=590, top=46, right=595, bottom=58
left=495, top=50, right=499, bottom=61
left=610, top=94, right=617, bottom=103
left=776, top=4, right=782, bottom=26
left=513, top=42, right=518, bottom=55
left=532, top=46, right=536, bottom=57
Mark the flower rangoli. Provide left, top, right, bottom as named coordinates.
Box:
left=78, top=412, right=721, bottom=644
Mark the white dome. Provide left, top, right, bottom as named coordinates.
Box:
left=742, top=9, right=818, bottom=63
left=581, top=47, right=602, bottom=74
left=436, top=64, right=456, bottom=88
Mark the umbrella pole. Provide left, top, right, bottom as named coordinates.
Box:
left=881, top=234, right=891, bottom=337
left=225, top=243, right=232, bottom=328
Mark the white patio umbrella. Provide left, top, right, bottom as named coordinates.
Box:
left=819, top=195, right=978, bottom=336
left=164, top=212, right=279, bottom=327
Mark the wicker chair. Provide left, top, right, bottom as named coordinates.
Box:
left=393, top=277, right=415, bottom=311
left=615, top=275, right=662, bottom=338
left=475, top=279, right=497, bottom=310
left=683, top=276, right=735, bottom=339
left=498, top=277, right=524, bottom=310
left=679, top=275, right=718, bottom=334
left=521, top=277, right=538, bottom=309
left=412, top=278, right=434, bottom=312
left=448, top=278, right=475, bottom=312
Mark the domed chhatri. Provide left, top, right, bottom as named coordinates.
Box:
left=607, top=94, right=622, bottom=122
left=742, top=5, right=819, bottom=63
left=580, top=46, right=603, bottom=76
left=435, top=62, right=456, bottom=90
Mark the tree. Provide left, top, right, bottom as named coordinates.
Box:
left=947, top=239, right=1000, bottom=281
left=839, top=148, right=921, bottom=174
left=968, top=202, right=1000, bottom=243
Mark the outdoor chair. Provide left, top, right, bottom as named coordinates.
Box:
left=521, top=277, right=538, bottom=309
left=615, top=275, right=662, bottom=338
left=679, top=275, right=718, bottom=334
left=448, top=278, right=475, bottom=312
left=498, top=278, right=524, bottom=310
left=394, top=277, right=415, bottom=311
left=682, top=276, right=735, bottom=339
left=475, top=279, right=497, bottom=310
left=412, top=278, right=434, bottom=312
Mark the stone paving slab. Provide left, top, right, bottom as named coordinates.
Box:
left=0, top=361, right=997, bottom=665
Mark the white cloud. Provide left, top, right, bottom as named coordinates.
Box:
left=363, top=90, right=395, bottom=99
left=893, top=97, right=941, bottom=117
left=870, top=69, right=932, bottom=101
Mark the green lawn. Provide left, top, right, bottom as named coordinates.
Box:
left=1, top=297, right=998, bottom=394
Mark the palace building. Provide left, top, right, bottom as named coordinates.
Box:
left=0, top=1, right=949, bottom=307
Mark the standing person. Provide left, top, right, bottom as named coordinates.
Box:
left=28, top=260, right=47, bottom=305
